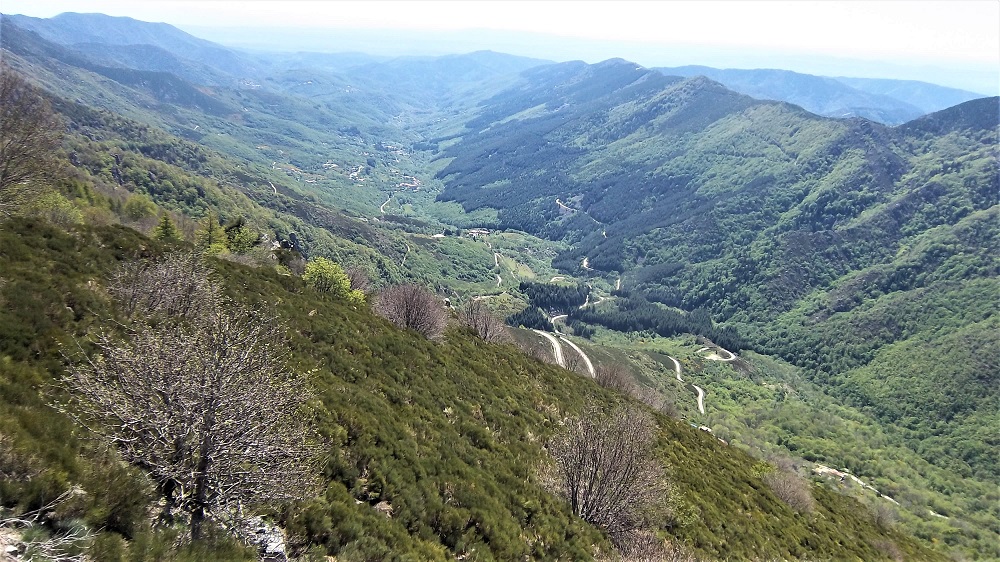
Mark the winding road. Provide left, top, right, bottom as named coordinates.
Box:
left=550, top=314, right=568, bottom=334
left=533, top=329, right=565, bottom=367
left=400, top=243, right=410, bottom=267
left=560, top=336, right=595, bottom=377
left=380, top=193, right=393, bottom=214
left=667, top=355, right=705, bottom=414
left=667, top=355, right=682, bottom=381
left=697, top=346, right=736, bottom=362
left=694, top=385, right=706, bottom=414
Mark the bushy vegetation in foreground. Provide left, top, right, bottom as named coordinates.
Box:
left=0, top=217, right=944, bottom=560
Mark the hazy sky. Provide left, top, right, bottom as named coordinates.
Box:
left=3, top=1, right=998, bottom=93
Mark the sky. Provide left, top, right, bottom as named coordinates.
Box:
left=3, top=1, right=998, bottom=93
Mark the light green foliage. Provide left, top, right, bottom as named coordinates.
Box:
left=122, top=193, right=156, bottom=222
left=224, top=224, right=258, bottom=254
left=195, top=212, right=227, bottom=255
left=26, top=190, right=83, bottom=226
left=303, top=257, right=364, bottom=304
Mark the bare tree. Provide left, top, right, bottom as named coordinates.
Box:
left=869, top=499, right=898, bottom=530
left=607, top=530, right=698, bottom=562
left=594, top=364, right=638, bottom=396
left=373, top=283, right=448, bottom=340
left=107, top=252, right=218, bottom=320
left=461, top=300, right=510, bottom=343
left=0, top=64, right=62, bottom=216
left=763, top=467, right=816, bottom=514
left=547, top=405, right=669, bottom=548
left=345, top=266, right=372, bottom=294
left=61, top=254, right=321, bottom=542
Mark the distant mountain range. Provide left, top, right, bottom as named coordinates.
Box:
left=655, top=65, right=986, bottom=124
left=5, top=12, right=989, bottom=126
left=0, top=10, right=997, bottom=560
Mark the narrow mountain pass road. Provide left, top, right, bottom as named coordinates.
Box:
left=694, top=385, right=706, bottom=414
left=400, top=242, right=410, bottom=267
left=559, top=336, right=595, bottom=377
left=533, top=329, right=565, bottom=367
left=667, top=355, right=682, bottom=382
left=380, top=192, right=393, bottom=214
left=667, top=355, right=705, bottom=413
left=697, top=346, right=736, bottom=361
left=550, top=314, right=568, bottom=334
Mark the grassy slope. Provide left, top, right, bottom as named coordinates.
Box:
left=0, top=218, right=944, bottom=561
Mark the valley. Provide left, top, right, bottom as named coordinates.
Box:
left=0, top=9, right=996, bottom=561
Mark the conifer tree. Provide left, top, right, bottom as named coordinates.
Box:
left=195, top=212, right=227, bottom=254
left=152, top=213, right=180, bottom=242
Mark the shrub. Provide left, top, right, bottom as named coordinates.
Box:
left=373, top=284, right=448, bottom=340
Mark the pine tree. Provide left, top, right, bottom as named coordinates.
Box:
left=152, top=213, right=180, bottom=242
left=195, top=212, right=226, bottom=254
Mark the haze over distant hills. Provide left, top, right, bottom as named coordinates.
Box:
left=655, top=65, right=985, bottom=125
left=0, top=9, right=997, bottom=562
left=179, top=22, right=999, bottom=96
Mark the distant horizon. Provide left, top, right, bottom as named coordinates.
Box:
left=180, top=24, right=997, bottom=96
left=2, top=1, right=997, bottom=94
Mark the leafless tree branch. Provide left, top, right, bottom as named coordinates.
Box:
left=546, top=405, right=669, bottom=549
left=461, top=300, right=511, bottom=344
left=373, top=284, right=448, bottom=340
left=0, top=64, right=62, bottom=217
left=60, top=253, right=322, bottom=542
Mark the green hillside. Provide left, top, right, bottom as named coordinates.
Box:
left=0, top=218, right=943, bottom=560
left=0, top=11, right=996, bottom=560
left=432, top=60, right=999, bottom=558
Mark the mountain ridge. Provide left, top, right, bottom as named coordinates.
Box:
left=0, top=11, right=996, bottom=559
left=655, top=64, right=986, bottom=124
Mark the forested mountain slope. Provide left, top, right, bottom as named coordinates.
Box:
left=435, top=59, right=999, bottom=557
left=0, top=11, right=995, bottom=559
left=4, top=11, right=261, bottom=81
left=0, top=218, right=945, bottom=560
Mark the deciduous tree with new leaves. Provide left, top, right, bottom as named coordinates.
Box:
left=303, top=257, right=365, bottom=304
